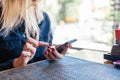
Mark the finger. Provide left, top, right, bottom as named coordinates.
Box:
left=47, top=48, right=57, bottom=60
left=21, top=51, right=31, bottom=65
left=21, top=51, right=31, bottom=57
left=24, top=42, right=36, bottom=54
left=23, top=57, right=29, bottom=66
left=51, top=48, right=63, bottom=59
left=44, top=51, right=51, bottom=60
left=39, top=41, right=51, bottom=46
left=27, top=45, right=36, bottom=60
left=61, top=46, right=68, bottom=55
left=27, top=37, right=39, bottom=48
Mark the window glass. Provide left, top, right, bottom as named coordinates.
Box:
left=45, top=0, right=115, bottom=63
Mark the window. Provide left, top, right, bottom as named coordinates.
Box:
left=45, top=0, right=115, bottom=63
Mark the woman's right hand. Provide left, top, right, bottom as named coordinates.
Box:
left=13, top=36, right=50, bottom=67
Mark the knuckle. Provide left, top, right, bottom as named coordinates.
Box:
left=32, top=47, right=36, bottom=53
left=26, top=43, right=30, bottom=47
left=34, top=42, right=39, bottom=47
left=58, top=55, right=63, bottom=59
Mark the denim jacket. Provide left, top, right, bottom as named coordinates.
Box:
left=0, top=10, right=53, bottom=71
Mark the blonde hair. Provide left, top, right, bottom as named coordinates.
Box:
left=0, top=0, right=44, bottom=37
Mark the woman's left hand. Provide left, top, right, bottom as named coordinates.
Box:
left=44, top=44, right=72, bottom=60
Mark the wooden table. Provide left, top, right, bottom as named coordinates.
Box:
left=0, top=56, right=120, bottom=80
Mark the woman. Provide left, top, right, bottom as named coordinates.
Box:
left=0, top=0, right=70, bottom=71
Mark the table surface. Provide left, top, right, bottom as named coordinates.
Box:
left=0, top=56, right=120, bottom=80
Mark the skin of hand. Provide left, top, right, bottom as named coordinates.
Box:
left=13, top=36, right=50, bottom=67
left=44, top=44, right=72, bottom=60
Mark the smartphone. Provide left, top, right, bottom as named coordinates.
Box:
left=56, top=39, right=77, bottom=53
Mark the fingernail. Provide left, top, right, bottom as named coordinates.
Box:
left=47, top=48, right=51, bottom=52
left=49, top=43, right=52, bottom=46
left=51, top=48, right=55, bottom=51
left=45, top=51, right=48, bottom=55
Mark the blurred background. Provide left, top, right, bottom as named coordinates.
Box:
left=44, top=0, right=120, bottom=63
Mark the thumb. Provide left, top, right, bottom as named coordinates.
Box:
left=23, top=56, right=29, bottom=66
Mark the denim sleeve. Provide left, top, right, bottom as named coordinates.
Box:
left=39, top=12, right=53, bottom=43
left=0, top=59, right=14, bottom=71
left=32, top=12, right=53, bottom=61
left=0, top=35, right=22, bottom=71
